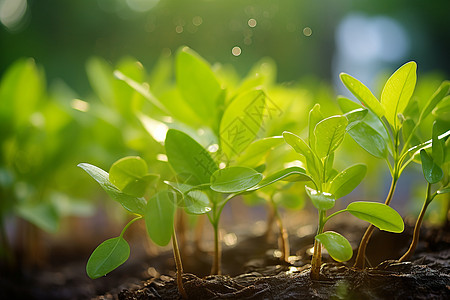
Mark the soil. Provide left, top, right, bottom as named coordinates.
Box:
left=1, top=220, right=449, bottom=299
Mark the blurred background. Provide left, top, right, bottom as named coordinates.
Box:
left=1, top=0, right=449, bottom=93
left=0, top=0, right=449, bottom=298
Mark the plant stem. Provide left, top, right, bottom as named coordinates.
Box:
left=264, top=201, right=276, bottom=242
left=172, top=227, right=187, bottom=299
left=310, top=210, right=325, bottom=280
left=211, top=221, right=221, bottom=275
left=273, top=200, right=289, bottom=263
left=354, top=175, right=398, bottom=269
left=399, top=183, right=434, bottom=262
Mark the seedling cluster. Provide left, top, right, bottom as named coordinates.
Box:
left=75, top=48, right=449, bottom=297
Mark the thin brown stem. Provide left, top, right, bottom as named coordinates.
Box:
left=172, top=227, right=187, bottom=299
left=354, top=176, right=398, bottom=269
left=310, top=239, right=322, bottom=280
left=275, top=210, right=290, bottom=263
left=264, top=202, right=276, bottom=242
left=399, top=183, right=432, bottom=262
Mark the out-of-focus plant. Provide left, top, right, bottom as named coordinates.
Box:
left=0, top=58, right=94, bottom=266
left=339, top=62, right=450, bottom=268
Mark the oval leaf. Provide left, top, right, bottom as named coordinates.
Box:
left=78, top=163, right=146, bottom=215
left=165, top=129, right=218, bottom=185
left=308, top=104, right=323, bottom=150
left=346, top=201, right=404, bottom=233
left=86, top=237, right=130, bottom=279
left=248, top=166, right=312, bottom=191
left=145, top=190, right=176, bottom=246
left=305, top=186, right=335, bottom=211
left=329, top=164, right=367, bottom=199
left=381, top=61, right=417, bottom=128
left=109, top=156, right=158, bottom=197
left=315, top=231, right=353, bottom=262
left=237, top=136, right=284, bottom=167
left=347, top=122, right=388, bottom=158
left=220, top=89, right=266, bottom=160
left=420, top=150, right=443, bottom=184
left=314, top=115, right=348, bottom=158
left=339, top=73, right=384, bottom=119
left=210, top=166, right=262, bottom=193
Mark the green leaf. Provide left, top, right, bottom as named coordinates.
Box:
left=164, top=181, right=212, bottom=215
left=437, top=187, right=450, bottom=195
left=420, top=150, right=443, bottom=184
left=432, top=122, right=444, bottom=166
left=176, top=47, right=222, bottom=126
left=86, top=57, right=114, bottom=106
left=220, top=89, right=266, bottom=160
left=210, top=166, right=262, bottom=193
left=346, top=201, right=404, bottom=233
left=381, top=61, right=417, bottom=128
left=329, top=164, right=367, bottom=199
left=165, top=129, right=218, bottom=185
left=283, top=131, right=322, bottom=183
left=78, top=163, right=146, bottom=215
left=144, top=190, right=176, bottom=246
left=248, top=166, right=312, bottom=191
left=347, top=122, right=388, bottom=158
left=237, top=136, right=284, bottom=167
left=402, top=118, right=421, bottom=146
left=305, top=186, right=335, bottom=211
left=16, top=202, right=59, bottom=233
left=315, top=231, right=353, bottom=262
left=420, top=80, right=450, bottom=122
left=343, top=108, right=368, bottom=131
left=433, top=95, right=450, bottom=121
left=314, top=115, right=348, bottom=158
left=86, top=237, right=130, bottom=279
left=109, top=156, right=159, bottom=197
left=339, top=73, right=384, bottom=119
left=308, top=104, right=323, bottom=149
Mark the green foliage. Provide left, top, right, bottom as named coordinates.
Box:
left=420, top=150, right=443, bottom=184
left=314, top=115, right=348, bottom=158
left=78, top=163, right=146, bottom=215
left=315, top=231, right=353, bottom=262
left=86, top=237, right=130, bottom=279
left=210, top=166, right=262, bottom=193
left=329, top=164, right=367, bottom=199
left=305, top=187, right=335, bottom=211
left=145, top=191, right=176, bottom=246
left=345, top=202, right=404, bottom=233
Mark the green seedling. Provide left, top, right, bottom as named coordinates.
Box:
left=399, top=123, right=449, bottom=261
left=339, top=61, right=450, bottom=268
left=78, top=156, right=187, bottom=299
left=283, top=104, right=404, bottom=280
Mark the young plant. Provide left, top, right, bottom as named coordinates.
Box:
left=78, top=156, right=187, bottom=299
left=339, top=62, right=450, bottom=268
left=282, top=104, right=404, bottom=280
left=399, top=123, right=449, bottom=261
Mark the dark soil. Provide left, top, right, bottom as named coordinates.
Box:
left=1, top=220, right=449, bottom=299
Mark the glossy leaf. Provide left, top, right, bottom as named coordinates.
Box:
left=315, top=231, right=353, bottom=262
left=343, top=108, right=368, bottom=131
left=347, top=122, right=388, bottom=158
left=78, top=163, right=146, bottom=215
left=210, top=166, right=262, bottom=193
left=381, top=61, right=417, bottom=128
left=437, top=187, right=450, bottom=195
left=237, top=136, right=284, bottom=167
left=339, top=73, right=384, bottom=119
left=248, top=166, right=312, bottom=191
left=176, top=47, right=222, bottom=126
left=314, top=115, right=348, bottom=158
left=283, top=131, right=322, bottom=182
left=308, top=104, right=323, bottom=149
left=165, top=129, right=218, bottom=184
left=86, top=237, right=130, bottom=279
left=144, top=190, right=176, bottom=246
left=420, top=150, right=443, bottom=184
left=164, top=181, right=211, bottom=215
left=220, top=89, right=266, bottom=160
left=329, top=164, right=367, bottom=199
left=305, top=186, right=335, bottom=211
left=109, top=156, right=159, bottom=197
left=346, top=201, right=404, bottom=233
